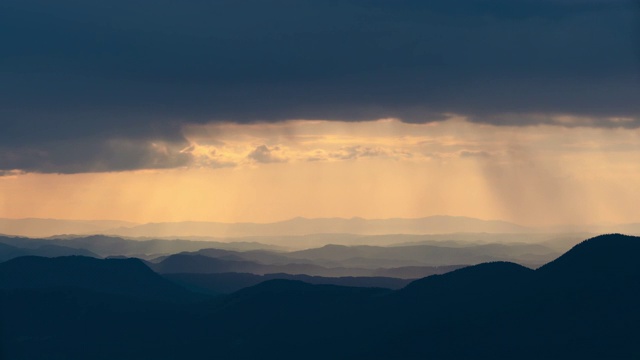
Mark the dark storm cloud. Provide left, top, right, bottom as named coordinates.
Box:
left=1, top=0, right=638, bottom=173
left=0, top=138, right=191, bottom=174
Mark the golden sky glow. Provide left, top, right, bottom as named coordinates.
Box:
left=2, top=118, right=640, bottom=227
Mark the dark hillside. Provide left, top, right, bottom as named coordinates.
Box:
left=0, top=256, right=202, bottom=303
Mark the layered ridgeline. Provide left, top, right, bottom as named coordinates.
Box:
left=0, top=234, right=561, bottom=277
left=147, top=242, right=555, bottom=278
left=3, top=216, right=638, bottom=245
left=0, top=234, right=285, bottom=259
left=99, top=216, right=531, bottom=237
left=0, top=242, right=98, bottom=262
left=1, top=234, right=639, bottom=359
left=0, top=216, right=531, bottom=238
left=0, top=218, right=137, bottom=238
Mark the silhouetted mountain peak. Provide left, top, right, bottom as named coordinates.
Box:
left=399, top=261, right=534, bottom=300
left=537, top=233, right=640, bottom=277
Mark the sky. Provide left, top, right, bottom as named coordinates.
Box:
left=1, top=0, right=639, bottom=226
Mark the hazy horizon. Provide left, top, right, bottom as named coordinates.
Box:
left=3, top=117, right=640, bottom=227
left=2, top=215, right=639, bottom=242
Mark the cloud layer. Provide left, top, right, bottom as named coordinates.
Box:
left=1, top=0, right=639, bottom=173
left=4, top=119, right=640, bottom=226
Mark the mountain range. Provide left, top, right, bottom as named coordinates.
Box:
left=0, top=234, right=282, bottom=259
left=1, top=233, right=639, bottom=359
left=0, top=242, right=98, bottom=262
left=146, top=242, right=557, bottom=278
left=102, top=216, right=533, bottom=237
left=0, top=216, right=531, bottom=238
left=0, top=218, right=137, bottom=238
left=0, top=234, right=561, bottom=273
left=148, top=253, right=464, bottom=279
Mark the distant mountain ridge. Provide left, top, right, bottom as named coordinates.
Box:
left=0, top=242, right=99, bottom=262
left=0, top=233, right=560, bottom=275
left=0, top=234, right=282, bottom=259
left=0, top=218, right=138, bottom=238
left=102, top=216, right=531, bottom=238
left=3, top=217, right=640, bottom=241
left=150, top=242, right=557, bottom=275
left=149, top=253, right=463, bottom=279
left=0, top=216, right=530, bottom=238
